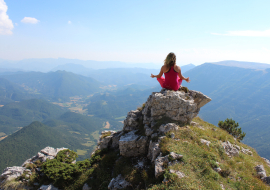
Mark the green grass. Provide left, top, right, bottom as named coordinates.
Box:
left=91, top=131, right=100, bottom=140
left=148, top=117, right=270, bottom=190
left=82, top=141, right=95, bottom=147
left=76, top=149, right=88, bottom=156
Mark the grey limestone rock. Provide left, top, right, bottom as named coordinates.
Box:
left=144, top=125, right=154, bottom=136
left=40, top=147, right=67, bottom=157
left=39, top=184, right=59, bottom=190
left=169, top=169, right=185, bottom=178
left=98, top=131, right=117, bottom=150
left=119, top=131, right=148, bottom=157
left=222, top=141, right=239, bottom=157
left=169, top=152, right=183, bottom=160
left=0, top=166, right=29, bottom=182
left=201, top=139, right=211, bottom=147
left=123, top=110, right=142, bottom=132
left=147, top=140, right=161, bottom=162
left=82, top=183, right=91, bottom=190
left=263, top=157, right=270, bottom=167
left=108, top=174, right=130, bottom=190
left=111, top=131, right=124, bottom=149
left=159, top=123, right=179, bottom=134
left=142, top=89, right=211, bottom=124
left=214, top=167, right=222, bottom=173
left=255, top=165, right=267, bottom=178
left=241, top=147, right=253, bottom=156
left=155, top=155, right=169, bottom=178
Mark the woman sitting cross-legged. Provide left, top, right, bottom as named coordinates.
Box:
left=151, top=52, right=190, bottom=91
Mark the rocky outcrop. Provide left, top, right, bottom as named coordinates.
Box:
left=142, top=89, right=211, bottom=124
left=92, top=89, right=211, bottom=188
left=0, top=147, right=66, bottom=190
left=22, top=147, right=67, bottom=167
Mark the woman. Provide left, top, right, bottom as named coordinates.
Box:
left=151, top=52, right=190, bottom=91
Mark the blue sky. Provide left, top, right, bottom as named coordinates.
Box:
left=0, top=0, right=270, bottom=65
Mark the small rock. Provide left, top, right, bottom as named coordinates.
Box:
left=255, top=165, right=267, bottom=178
left=169, top=169, right=185, bottom=178
left=222, top=141, right=239, bottom=157
left=147, top=141, right=161, bottom=162
left=39, top=184, right=59, bottom=190
left=262, top=157, right=270, bottom=167
left=201, top=139, right=211, bottom=147
left=170, top=133, right=175, bottom=139
left=155, top=156, right=169, bottom=178
left=220, top=184, right=225, bottom=190
left=82, top=183, right=91, bottom=190
left=190, top=121, right=199, bottom=126
left=159, top=123, right=179, bottom=134
left=108, top=174, right=130, bottom=190
left=241, top=147, right=253, bottom=156
left=214, top=167, right=222, bottom=173
left=169, top=152, right=183, bottom=160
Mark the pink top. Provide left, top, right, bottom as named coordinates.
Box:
left=157, top=66, right=182, bottom=91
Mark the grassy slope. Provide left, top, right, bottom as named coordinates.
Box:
left=64, top=117, right=270, bottom=190
left=185, top=63, right=270, bottom=159
left=0, top=121, right=83, bottom=172
left=0, top=99, right=66, bottom=135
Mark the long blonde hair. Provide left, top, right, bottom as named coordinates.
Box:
left=164, top=52, right=176, bottom=67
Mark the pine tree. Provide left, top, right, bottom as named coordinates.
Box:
left=218, top=118, right=246, bottom=141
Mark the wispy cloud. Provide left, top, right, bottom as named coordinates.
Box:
left=0, top=0, right=14, bottom=35
left=68, top=21, right=72, bottom=24
left=21, top=17, right=40, bottom=24
left=211, top=29, right=270, bottom=37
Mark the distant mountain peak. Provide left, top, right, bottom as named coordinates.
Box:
left=209, top=60, right=270, bottom=70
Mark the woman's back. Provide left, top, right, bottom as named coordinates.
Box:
left=163, top=65, right=180, bottom=91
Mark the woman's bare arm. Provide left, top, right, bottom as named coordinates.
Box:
left=151, top=66, right=164, bottom=78
left=176, top=66, right=190, bottom=82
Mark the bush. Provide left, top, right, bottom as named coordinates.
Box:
left=218, top=118, right=246, bottom=141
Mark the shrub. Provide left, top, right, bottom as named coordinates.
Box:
left=218, top=118, right=246, bottom=141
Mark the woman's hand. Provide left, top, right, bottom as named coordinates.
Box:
left=185, top=77, right=190, bottom=83
left=151, top=74, right=156, bottom=78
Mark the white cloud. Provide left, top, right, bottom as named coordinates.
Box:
left=0, top=0, right=14, bottom=35
left=211, top=29, right=270, bottom=37
left=68, top=21, right=72, bottom=24
left=21, top=17, right=39, bottom=24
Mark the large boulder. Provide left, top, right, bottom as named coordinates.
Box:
left=119, top=131, right=148, bottom=157
left=142, top=89, right=211, bottom=124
